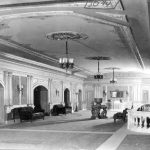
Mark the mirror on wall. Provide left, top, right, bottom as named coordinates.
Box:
left=110, top=91, right=125, bottom=98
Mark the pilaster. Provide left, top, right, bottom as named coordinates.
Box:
left=48, top=78, right=52, bottom=104
left=3, top=71, right=12, bottom=106
left=61, top=81, right=64, bottom=104
left=27, top=75, right=33, bottom=105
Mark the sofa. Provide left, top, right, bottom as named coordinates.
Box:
left=52, top=104, right=66, bottom=116
left=52, top=104, right=72, bottom=116
left=12, top=106, right=45, bottom=122
left=12, top=107, right=23, bottom=122
left=19, top=106, right=45, bottom=122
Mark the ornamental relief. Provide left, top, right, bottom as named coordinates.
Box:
left=32, top=78, right=48, bottom=89
left=63, top=82, right=71, bottom=90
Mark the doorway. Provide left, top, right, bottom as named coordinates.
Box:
left=64, top=88, right=70, bottom=107
left=34, top=86, right=48, bottom=114
left=78, top=90, right=82, bottom=110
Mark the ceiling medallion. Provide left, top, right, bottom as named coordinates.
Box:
left=47, top=31, right=88, bottom=71
left=86, top=56, right=111, bottom=80
left=105, top=67, right=120, bottom=84
left=46, top=31, right=88, bottom=41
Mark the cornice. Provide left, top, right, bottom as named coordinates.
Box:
left=0, top=53, right=86, bottom=81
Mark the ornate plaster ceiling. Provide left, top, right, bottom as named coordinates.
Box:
left=0, top=0, right=149, bottom=77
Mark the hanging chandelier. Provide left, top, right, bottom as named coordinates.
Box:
left=59, top=40, right=74, bottom=69
left=86, top=56, right=111, bottom=80
left=94, top=59, right=103, bottom=80
left=105, top=67, right=120, bottom=84
left=46, top=31, right=88, bottom=70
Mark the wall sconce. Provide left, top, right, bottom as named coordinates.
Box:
left=56, top=89, right=59, bottom=96
left=17, top=84, right=24, bottom=95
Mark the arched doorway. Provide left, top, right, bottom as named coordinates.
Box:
left=64, top=88, right=70, bottom=107
left=0, top=83, right=4, bottom=123
left=34, top=86, right=48, bottom=114
left=78, top=89, right=82, bottom=110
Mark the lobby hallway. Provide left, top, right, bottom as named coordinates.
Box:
left=0, top=110, right=147, bottom=150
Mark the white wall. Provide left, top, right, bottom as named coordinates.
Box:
left=0, top=57, right=84, bottom=123
left=84, top=76, right=150, bottom=111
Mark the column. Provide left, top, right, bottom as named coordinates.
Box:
left=48, top=78, right=52, bottom=104
left=3, top=71, right=10, bottom=105
left=27, top=75, right=30, bottom=104
left=94, top=84, right=97, bottom=98
left=127, top=86, right=130, bottom=103
left=8, top=72, right=12, bottom=105
left=30, top=76, right=34, bottom=105
left=27, top=75, right=33, bottom=105
left=61, top=81, right=64, bottom=104
left=70, top=83, right=73, bottom=107
left=18, top=76, right=21, bottom=105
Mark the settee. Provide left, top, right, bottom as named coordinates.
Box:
left=52, top=104, right=72, bottom=116
left=12, top=106, right=45, bottom=122
left=12, top=107, right=23, bottom=122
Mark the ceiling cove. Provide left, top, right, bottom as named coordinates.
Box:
left=0, top=9, right=144, bottom=74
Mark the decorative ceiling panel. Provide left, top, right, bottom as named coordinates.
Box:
left=0, top=1, right=147, bottom=76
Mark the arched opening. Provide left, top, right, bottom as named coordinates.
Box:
left=78, top=89, right=82, bottom=110
left=0, top=83, right=4, bottom=123
left=64, top=88, right=70, bottom=107
left=34, top=86, right=48, bottom=114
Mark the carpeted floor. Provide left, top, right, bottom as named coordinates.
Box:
left=117, top=134, right=150, bottom=150
left=1, top=116, right=124, bottom=133
left=0, top=130, right=112, bottom=150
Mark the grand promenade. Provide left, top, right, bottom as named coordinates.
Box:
left=0, top=110, right=149, bottom=150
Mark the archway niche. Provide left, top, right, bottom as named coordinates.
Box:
left=34, top=86, right=49, bottom=115
left=64, top=88, right=71, bottom=107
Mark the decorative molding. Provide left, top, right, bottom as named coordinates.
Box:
left=0, top=10, right=129, bottom=27
left=96, top=12, right=126, bottom=22
left=0, top=10, right=141, bottom=75
left=121, top=26, right=145, bottom=70
left=0, top=56, right=85, bottom=85
left=47, top=31, right=88, bottom=40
